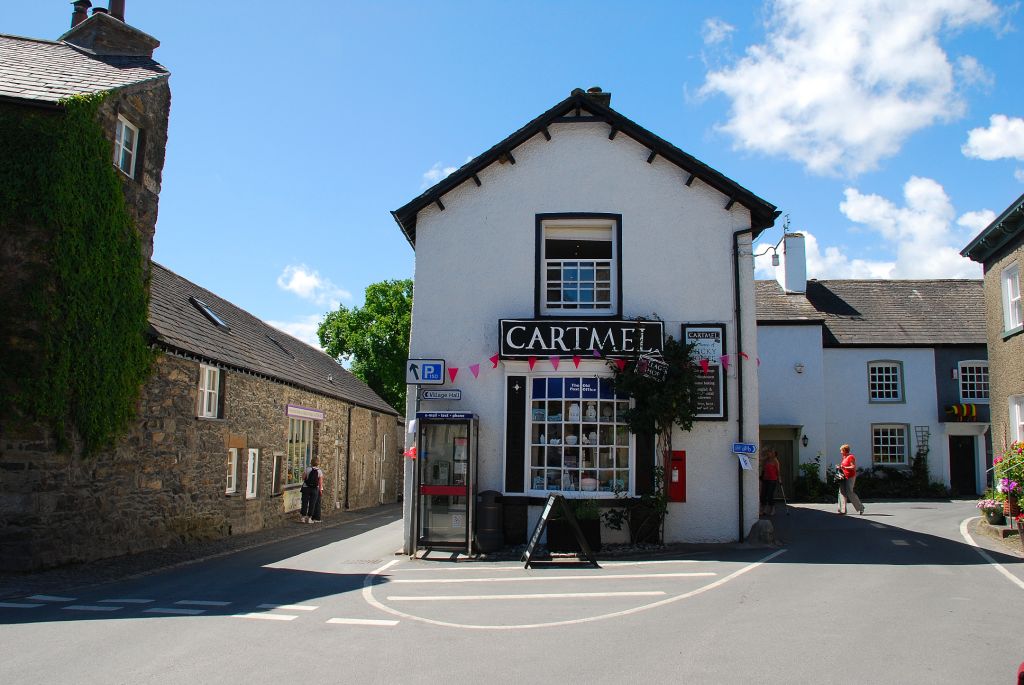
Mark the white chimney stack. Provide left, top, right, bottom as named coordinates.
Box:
left=782, top=232, right=806, bottom=294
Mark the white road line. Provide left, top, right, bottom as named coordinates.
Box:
left=397, top=559, right=705, bottom=572
left=870, top=523, right=885, bottom=529
left=392, top=572, right=716, bottom=584
left=27, top=595, right=75, bottom=602
left=388, top=591, right=666, bottom=602
left=63, top=605, right=121, bottom=612
left=0, top=602, right=44, bottom=609
left=960, top=517, right=1024, bottom=591
left=174, top=600, right=231, bottom=607
left=892, top=539, right=909, bottom=546
left=144, top=607, right=205, bottom=615
left=256, top=604, right=318, bottom=611
left=916, top=540, right=928, bottom=547
left=326, top=618, right=399, bottom=626
left=233, top=612, right=298, bottom=621
left=99, top=599, right=154, bottom=604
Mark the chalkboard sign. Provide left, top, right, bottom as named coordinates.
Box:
left=521, top=494, right=599, bottom=568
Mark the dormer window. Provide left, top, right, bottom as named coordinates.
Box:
left=538, top=215, right=620, bottom=316
left=114, top=115, right=139, bottom=178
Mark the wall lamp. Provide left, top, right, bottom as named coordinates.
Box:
left=801, top=435, right=809, bottom=447
left=753, top=214, right=790, bottom=267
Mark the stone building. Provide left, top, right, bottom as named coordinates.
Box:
left=962, top=192, right=1024, bottom=453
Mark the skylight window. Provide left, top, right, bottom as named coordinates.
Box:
left=189, top=296, right=229, bottom=330
left=266, top=334, right=294, bottom=359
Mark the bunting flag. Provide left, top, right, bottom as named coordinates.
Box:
left=720, top=355, right=730, bottom=370
left=614, top=358, right=627, bottom=372
left=448, top=368, right=459, bottom=382
left=402, top=445, right=417, bottom=459
left=573, top=355, right=582, bottom=368
left=528, top=356, right=537, bottom=370
left=699, top=358, right=710, bottom=374
left=739, top=352, right=750, bottom=360
left=470, top=363, right=480, bottom=379
left=592, top=348, right=601, bottom=358
left=756, top=356, right=761, bottom=367
left=549, top=356, right=560, bottom=370
left=490, top=354, right=500, bottom=368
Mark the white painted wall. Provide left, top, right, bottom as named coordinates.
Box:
left=407, top=120, right=763, bottom=542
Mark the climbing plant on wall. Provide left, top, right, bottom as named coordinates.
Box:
left=0, top=93, right=153, bottom=453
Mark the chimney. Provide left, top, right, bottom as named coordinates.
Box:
left=91, top=6, right=108, bottom=15
left=109, top=0, right=125, bottom=21
left=61, top=3, right=159, bottom=58
left=782, top=233, right=807, bottom=294
left=585, top=86, right=611, bottom=107
left=70, top=0, right=92, bottom=28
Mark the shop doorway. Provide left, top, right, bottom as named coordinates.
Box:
left=948, top=435, right=977, bottom=496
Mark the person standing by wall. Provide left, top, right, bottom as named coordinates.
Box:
left=760, top=448, right=781, bottom=516
left=301, top=457, right=323, bottom=523
left=837, top=444, right=865, bottom=515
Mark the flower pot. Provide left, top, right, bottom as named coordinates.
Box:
left=1004, top=496, right=1021, bottom=517
left=984, top=508, right=1006, bottom=526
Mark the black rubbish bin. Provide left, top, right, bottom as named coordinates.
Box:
left=475, top=490, right=504, bottom=553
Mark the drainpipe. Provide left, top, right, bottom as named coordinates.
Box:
left=732, top=228, right=750, bottom=542
left=344, top=405, right=353, bottom=509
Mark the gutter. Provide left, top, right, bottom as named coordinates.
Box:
left=733, top=229, right=747, bottom=542
left=344, top=404, right=353, bottom=509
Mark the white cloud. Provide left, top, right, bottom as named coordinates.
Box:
left=962, top=114, right=1024, bottom=160
left=957, top=209, right=996, bottom=232
left=421, top=162, right=458, bottom=189
left=955, top=55, right=994, bottom=88
left=265, top=314, right=323, bottom=350
left=1016, top=168, right=1024, bottom=183
left=701, top=0, right=999, bottom=176
left=276, top=264, right=351, bottom=308
left=702, top=18, right=736, bottom=45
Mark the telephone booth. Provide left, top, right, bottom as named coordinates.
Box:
left=413, top=412, right=478, bottom=554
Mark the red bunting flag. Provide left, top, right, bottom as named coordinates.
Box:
left=402, top=445, right=417, bottom=459
left=490, top=354, right=500, bottom=368
left=720, top=355, right=730, bottom=370
left=573, top=355, right=582, bottom=368
left=470, top=363, right=480, bottom=378
left=528, top=357, right=537, bottom=370
left=699, top=359, right=710, bottom=374
left=739, top=352, right=749, bottom=360
left=549, top=356, right=560, bottom=370
left=448, top=368, right=458, bottom=382
left=614, top=358, right=627, bottom=372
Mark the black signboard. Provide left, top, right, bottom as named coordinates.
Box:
left=500, top=319, right=664, bottom=359
left=682, top=323, right=727, bottom=421
left=637, top=354, right=668, bottom=382
left=521, top=494, right=599, bottom=568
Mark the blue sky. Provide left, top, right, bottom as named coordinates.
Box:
left=8, top=1, right=1023, bottom=347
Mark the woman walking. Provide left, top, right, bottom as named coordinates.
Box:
left=837, top=444, right=865, bottom=515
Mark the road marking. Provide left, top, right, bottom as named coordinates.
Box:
left=396, top=559, right=706, bottom=573
left=892, top=539, right=909, bottom=546
left=392, top=572, right=716, bottom=584
left=916, top=540, right=928, bottom=547
left=175, top=600, right=231, bottom=607
left=144, top=607, right=206, bottom=615
left=256, top=604, right=318, bottom=611
left=0, top=602, right=44, bottom=609
left=326, top=618, right=399, bottom=626
left=27, top=595, right=75, bottom=602
left=870, top=523, right=885, bottom=529
left=63, top=605, right=122, bottom=612
left=388, top=591, right=666, bottom=602
left=960, top=517, right=1024, bottom=591
left=233, top=612, right=297, bottom=621
left=99, top=599, right=154, bottom=604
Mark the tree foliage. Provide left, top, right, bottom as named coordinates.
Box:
left=317, top=278, right=412, bottom=411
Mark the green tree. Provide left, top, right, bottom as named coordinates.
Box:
left=317, top=279, right=412, bottom=411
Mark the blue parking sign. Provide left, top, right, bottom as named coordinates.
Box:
left=407, top=358, right=446, bottom=385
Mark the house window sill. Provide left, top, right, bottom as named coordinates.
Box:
left=1002, top=325, right=1023, bottom=342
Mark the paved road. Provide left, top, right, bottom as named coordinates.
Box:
left=1, top=500, right=1021, bottom=684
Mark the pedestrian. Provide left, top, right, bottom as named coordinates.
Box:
left=760, top=448, right=780, bottom=516
left=837, top=444, right=865, bottom=515
left=300, top=457, right=323, bottom=524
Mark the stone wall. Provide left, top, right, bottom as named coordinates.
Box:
left=985, top=240, right=1024, bottom=452
left=0, top=352, right=401, bottom=571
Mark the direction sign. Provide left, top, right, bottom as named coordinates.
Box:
left=732, top=442, right=757, bottom=454
left=421, top=389, right=462, bottom=401
left=406, top=359, right=445, bottom=385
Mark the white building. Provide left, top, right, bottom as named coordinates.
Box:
left=393, top=88, right=779, bottom=551
left=758, top=234, right=990, bottom=497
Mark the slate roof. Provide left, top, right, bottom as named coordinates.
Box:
left=148, top=263, right=397, bottom=416
left=392, top=88, right=779, bottom=246
left=0, top=33, right=168, bottom=105
left=756, top=279, right=985, bottom=347
left=962, top=191, right=1024, bottom=264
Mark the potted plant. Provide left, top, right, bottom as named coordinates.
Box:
left=995, top=442, right=1024, bottom=516
left=977, top=497, right=1006, bottom=525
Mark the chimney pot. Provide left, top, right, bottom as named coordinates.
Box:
left=109, top=0, right=125, bottom=21
left=782, top=233, right=807, bottom=294
left=70, top=0, right=92, bottom=28
left=91, top=6, right=108, bottom=15
left=587, top=86, right=603, bottom=93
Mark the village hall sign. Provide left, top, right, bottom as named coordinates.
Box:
left=499, top=319, right=664, bottom=359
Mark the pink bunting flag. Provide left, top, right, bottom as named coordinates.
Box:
left=699, top=359, right=710, bottom=374
left=490, top=354, right=500, bottom=368
left=573, top=355, right=582, bottom=368
left=592, top=348, right=601, bottom=358
left=448, top=368, right=458, bottom=382
left=402, top=446, right=417, bottom=459
left=549, top=356, right=560, bottom=370
left=470, top=363, right=480, bottom=379
left=720, top=355, right=730, bottom=370
left=739, top=351, right=749, bottom=360
left=614, top=358, right=627, bottom=372
left=528, top=357, right=537, bottom=370
left=756, top=356, right=761, bottom=367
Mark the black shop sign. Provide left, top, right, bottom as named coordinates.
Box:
left=499, top=319, right=664, bottom=359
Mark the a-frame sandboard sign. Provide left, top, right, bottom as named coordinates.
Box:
left=521, top=494, right=599, bottom=568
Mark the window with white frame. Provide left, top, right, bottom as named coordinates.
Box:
left=540, top=218, right=618, bottom=315
left=198, top=364, right=220, bottom=418
left=114, top=115, right=139, bottom=178
left=868, top=361, right=903, bottom=403
left=1002, top=264, right=1022, bottom=332
left=872, top=424, right=908, bottom=465
left=958, top=361, right=989, bottom=403
left=285, top=418, right=313, bottom=486
left=528, top=375, right=631, bottom=494
left=226, top=448, right=239, bottom=494
left=1011, top=396, right=1024, bottom=444
left=246, top=448, right=259, bottom=499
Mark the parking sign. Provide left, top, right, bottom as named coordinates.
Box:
left=407, top=359, right=446, bottom=385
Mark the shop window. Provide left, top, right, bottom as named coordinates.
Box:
left=114, top=114, right=139, bottom=178
left=197, top=364, right=223, bottom=418
left=958, top=361, right=989, bottom=403
left=528, top=375, right=631, bottom=494
left=246, top=448, right=259, bottom=499
left=539, top=217, right=618, bottom=315
left=1003, top=264, right=1022, bottom=332
left=225, top=448, right=239, bottom=494
left=872, top=425, right=908, bottom=465
left=868, top=361, right=903, bottom=403
left=1011, top=396, right=1024, bottom=444
left=286, top=417, right=314, bottom=487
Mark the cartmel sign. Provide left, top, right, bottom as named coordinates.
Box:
left=500, top=319, right=664, bottom=359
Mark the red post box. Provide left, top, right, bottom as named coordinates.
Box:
left=668, top=451, right=686, bottom=502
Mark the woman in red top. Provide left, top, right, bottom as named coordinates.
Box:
left=838, top=444, right=865, bottom=515
left=760, top=449, right=781, bottom=517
